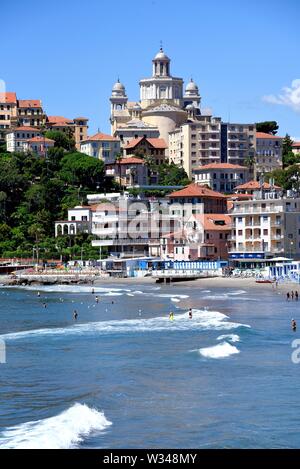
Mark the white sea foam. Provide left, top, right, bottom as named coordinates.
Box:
left=0, top=403, right=111, bottom=449
left=5, top=284, right=131, bottom=294
left=0, top=309, right=250, bottom=342
left=198, top=341, right=240, bottom=359
left=171, top=298, right=180, bottom=303
left=217, top=334, right=240, bottom=343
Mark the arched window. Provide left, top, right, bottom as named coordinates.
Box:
left=63, top=224, right=69, bottom=235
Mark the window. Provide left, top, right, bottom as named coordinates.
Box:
left=219, top=233, right=223, bottom=239
left=81, top=216, right=88, bottom=221
left=238, top=217, right=242, bottom=223
left=71, top=216, right=76, bottom=221
left=238, top=230, right=243, bottom=235
left=263, top=229, right=268, bottom=235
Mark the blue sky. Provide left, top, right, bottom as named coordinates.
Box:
left=2, top=0, right=300, bottom=138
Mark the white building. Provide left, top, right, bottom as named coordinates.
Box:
left=255, top=132, right=283, bottom=175
left=229, top=192, right=300, bottom=263
left=80, top=132, right=120, bottom=163
left=55, top=206, right=93, bottom=237
left=6, top=126, right=41, bottom=152
left=193, top=163, right=249, bottom=193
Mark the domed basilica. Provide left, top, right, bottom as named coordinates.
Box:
left=110, top=47, right=201, bottom=147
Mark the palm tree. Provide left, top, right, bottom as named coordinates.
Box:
left=244, top=154, right=256, bottom=179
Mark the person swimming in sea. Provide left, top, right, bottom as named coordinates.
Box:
left=37, top=291, right=40, bottom=297
left=292, top=319, right=297, bottom=331
left=188, top=308, right=193, bottom=319
left=73, top=310, right=78, bottom=320
left=95, top=296, right=99, bottom=303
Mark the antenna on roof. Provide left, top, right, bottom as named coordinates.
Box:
left=160, top=39, right=163, bottom=50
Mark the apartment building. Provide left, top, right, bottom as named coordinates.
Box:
left=46, top=116, right=89, bottom=150
left=168, top=115, right=221, bottom=178
left=105, top=157, right=149, bottom=187
left=229, top=193, right=300, bottom=264
left=160, top=213, right=231, bottom=261
left=0, top=92, right=17, bottom=142
left=6, top=127, right=41, bottom=152
left=193, top=163, right=249, bottom=193
left=168, top=118, right=255, bottom=179
left=16, top=99, right=46, bottom=128
left=221, top=122, right=256, bottom=166
left=80, top=132, right=120, bottom=163
left=255, top=132, right=283, bottom=176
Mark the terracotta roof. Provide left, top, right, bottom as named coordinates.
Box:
left=146, top=138, right=168, bottom=149
left=292, top=142, right=300, bottom=147
left=10, top=126, right=40, bottom=132
left=51, top=122, right=73, bottom=128
left=0, top=92, right=17, bottom=104
left=47, top=116, right=72, bottom=124
left=73, top=117, right=88, bottom=121
left=193, top=214, right=231, bottom=231
left=116, top=157, right=144, bottom=165
left=124, top=137, right=167, bottom=149
left=235, top=180, right=281, bottom=190
left=83, top=132, right=119, bottom=142
left=169, top=183, right=226, bottom=199
left=18, top=99, right=42, bottom=108
left=123, top=137, right=143, bottom=149
left=27, top=136, right=55, bottom=143
left=256, top=132, right=283, bottom=139
left=195, top=163, right=247, bottom=170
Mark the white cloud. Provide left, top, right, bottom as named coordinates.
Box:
left=262, top=79, right=300, bottom=112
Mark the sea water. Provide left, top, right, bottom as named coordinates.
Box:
left=0, top=282, right=299, bottom=448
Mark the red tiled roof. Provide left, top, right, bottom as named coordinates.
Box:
left=73, top=117, right=89, bottom=121
left=146, top=138, right=168, bottom=149
left=18, top=99, right=42, bottom=108
left=235, top=180, right=281, bottom=190
left=27, top=136, right=55, bottom=143
left=256, top=132, right=283, bottom=139
left=116, top=157, right=144, bottom=165
left=83, top=132, right=119, bottom=142
left=0, top=92, right=17, bottom=104
left=292, top=142, right=300, bottom=147
left=124, top=137, right=167, bottom=149
left=195, top=163, right=247, bottom=170
left=10, top=126, right=40, bottom=132
left=169, top=183, right=226, bottom=199
left=51, top=122, right=73, bottom=127
left=193, top=214, right=231, bottom=231
left=123, top=137, right=143, bottom=149
left=47, top=116, right=72, bottom=124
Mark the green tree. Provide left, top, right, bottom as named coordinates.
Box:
left=45, top=130, right=75, bottom=151
left=256, top=121, right=279, bottom=135
left=282, top=134, right=298, bottom=168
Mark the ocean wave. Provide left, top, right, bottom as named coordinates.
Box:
left=217, top=334, right=240, bottom=343
left=3, top=284, right=131, bottom=294
left=0, top=309, right=250, bottom=342
left=198, top=341, right=240, bottom=359
left=0, top=403, right=111, bottom=449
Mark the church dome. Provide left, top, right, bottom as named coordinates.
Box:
left=112, top=79, right=125, bottom=92
left=153, top=47, right=170, bottom=61
left=185, top=79, right=198, bottom=92
left=185, top=103, right=194, bottom=110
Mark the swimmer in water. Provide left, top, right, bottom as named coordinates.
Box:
left=37, top=292, right=40, bottom=297
left=95, top=296, right=99, bottom=303
left=73, top=310, right=78, bottom=320
left=292, top=319, right=297, bottom=331
left=42, top=302, right=47, bottom=308
left=188, top=308, right=193, bottom=319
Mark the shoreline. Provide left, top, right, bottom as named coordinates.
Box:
left=1, top=273, right=299, bottom=294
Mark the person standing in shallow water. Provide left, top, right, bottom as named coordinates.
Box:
left=295, top=291, right=299, bottom=301
left=287, top=292, right=290, bottom=301
left=291, top=291, right=294, bottom=301
left=292, top=319, right=297, bottom=331
left=73, top=310, right=78, bottom=320
left=188, top=308, right=193, bottom=319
